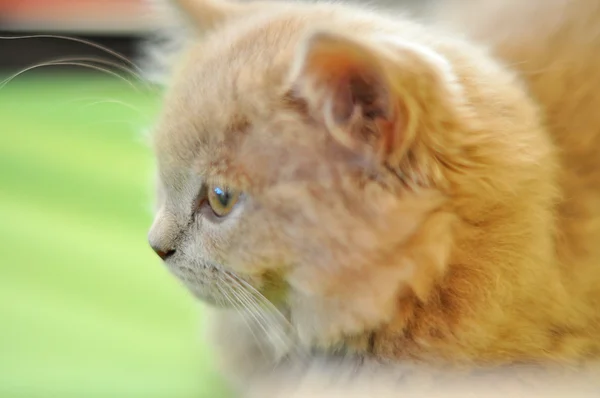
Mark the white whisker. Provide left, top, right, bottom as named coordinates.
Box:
left=0, top=34, right=142, bottom=71
left=215, top=277, right=271, bottom=359
left=225, top=277, right=279, bottom=339
left=0, top=61, right=140, bottom=91
left=76, top=119, right=146, bottom=130
left=43, top=56, right=156, bottom=91
left=79, top=99, right=148, bottom=117
left=223, top=273, right=307, bottom=360
left=46, top=96, right=149, bottom=121
left=229, top=273, right=296, bottom=331
left=229, top=283, right=289, bottom=349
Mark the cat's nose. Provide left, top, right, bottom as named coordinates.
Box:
left=148, top=210, right=179, bottom=261
left=151, top=245, right=176, bottom=261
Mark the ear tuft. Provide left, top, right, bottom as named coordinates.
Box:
left=169, top=0, right=241, bottom=31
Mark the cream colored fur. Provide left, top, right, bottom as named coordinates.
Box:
left=147, top=0, right=600, bottom=395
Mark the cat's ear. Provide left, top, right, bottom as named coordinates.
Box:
left=168, top=0, right=242, bottom=31
left=290, top=31, right=460, bottom=165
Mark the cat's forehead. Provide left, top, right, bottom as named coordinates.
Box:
left=154, top=15, right=312, bottom=183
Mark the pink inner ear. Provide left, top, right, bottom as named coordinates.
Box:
left=294, top=32, right=409, bottom=160
left=299, top=34, right=393, bottom=124
left=330, top=77, right=355, bottom=124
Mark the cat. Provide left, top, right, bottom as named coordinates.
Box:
left=146, top=0, right=600, bottom=395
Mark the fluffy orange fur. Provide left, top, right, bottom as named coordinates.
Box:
left=148, top=0, right=600, bottom=385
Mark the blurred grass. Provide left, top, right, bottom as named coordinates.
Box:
left=0, top=73, right=230, bottom=398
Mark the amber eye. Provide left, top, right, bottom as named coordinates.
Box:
left=207, top=185, right=241, bottom=217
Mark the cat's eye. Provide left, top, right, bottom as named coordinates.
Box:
left=206, top=185, right=241, bottom=217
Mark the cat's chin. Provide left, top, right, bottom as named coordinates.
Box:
left=164, top=261, right=239, bottom=307
left=178, top=281, right=230, bottom=308
left=189, top=281, right=261, bottom=309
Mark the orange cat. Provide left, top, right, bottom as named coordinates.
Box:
left=147, top=0, right=600, bottom=395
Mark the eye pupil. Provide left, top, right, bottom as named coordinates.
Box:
left=205, top=185, right=240, bottom=217
left=214, top=187, right=230, bottom=206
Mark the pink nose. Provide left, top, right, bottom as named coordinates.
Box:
left=152, top=246, right=175, bottom=260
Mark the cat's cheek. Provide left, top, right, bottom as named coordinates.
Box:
left=287, top=212, right=456, bottom=348
left=218, top=213, right=294, bottom=276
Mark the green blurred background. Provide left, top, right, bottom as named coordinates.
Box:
left=0, top=71, right=229, bottom=397
left=0, top=2, right=234, bottom=396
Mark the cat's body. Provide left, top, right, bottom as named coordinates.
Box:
left=438, top=0, right=600, bottom=358
left=148, top=0, right=600, bottom=395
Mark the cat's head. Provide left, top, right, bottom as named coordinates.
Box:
left=148, top=0, right=556, bottom=351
